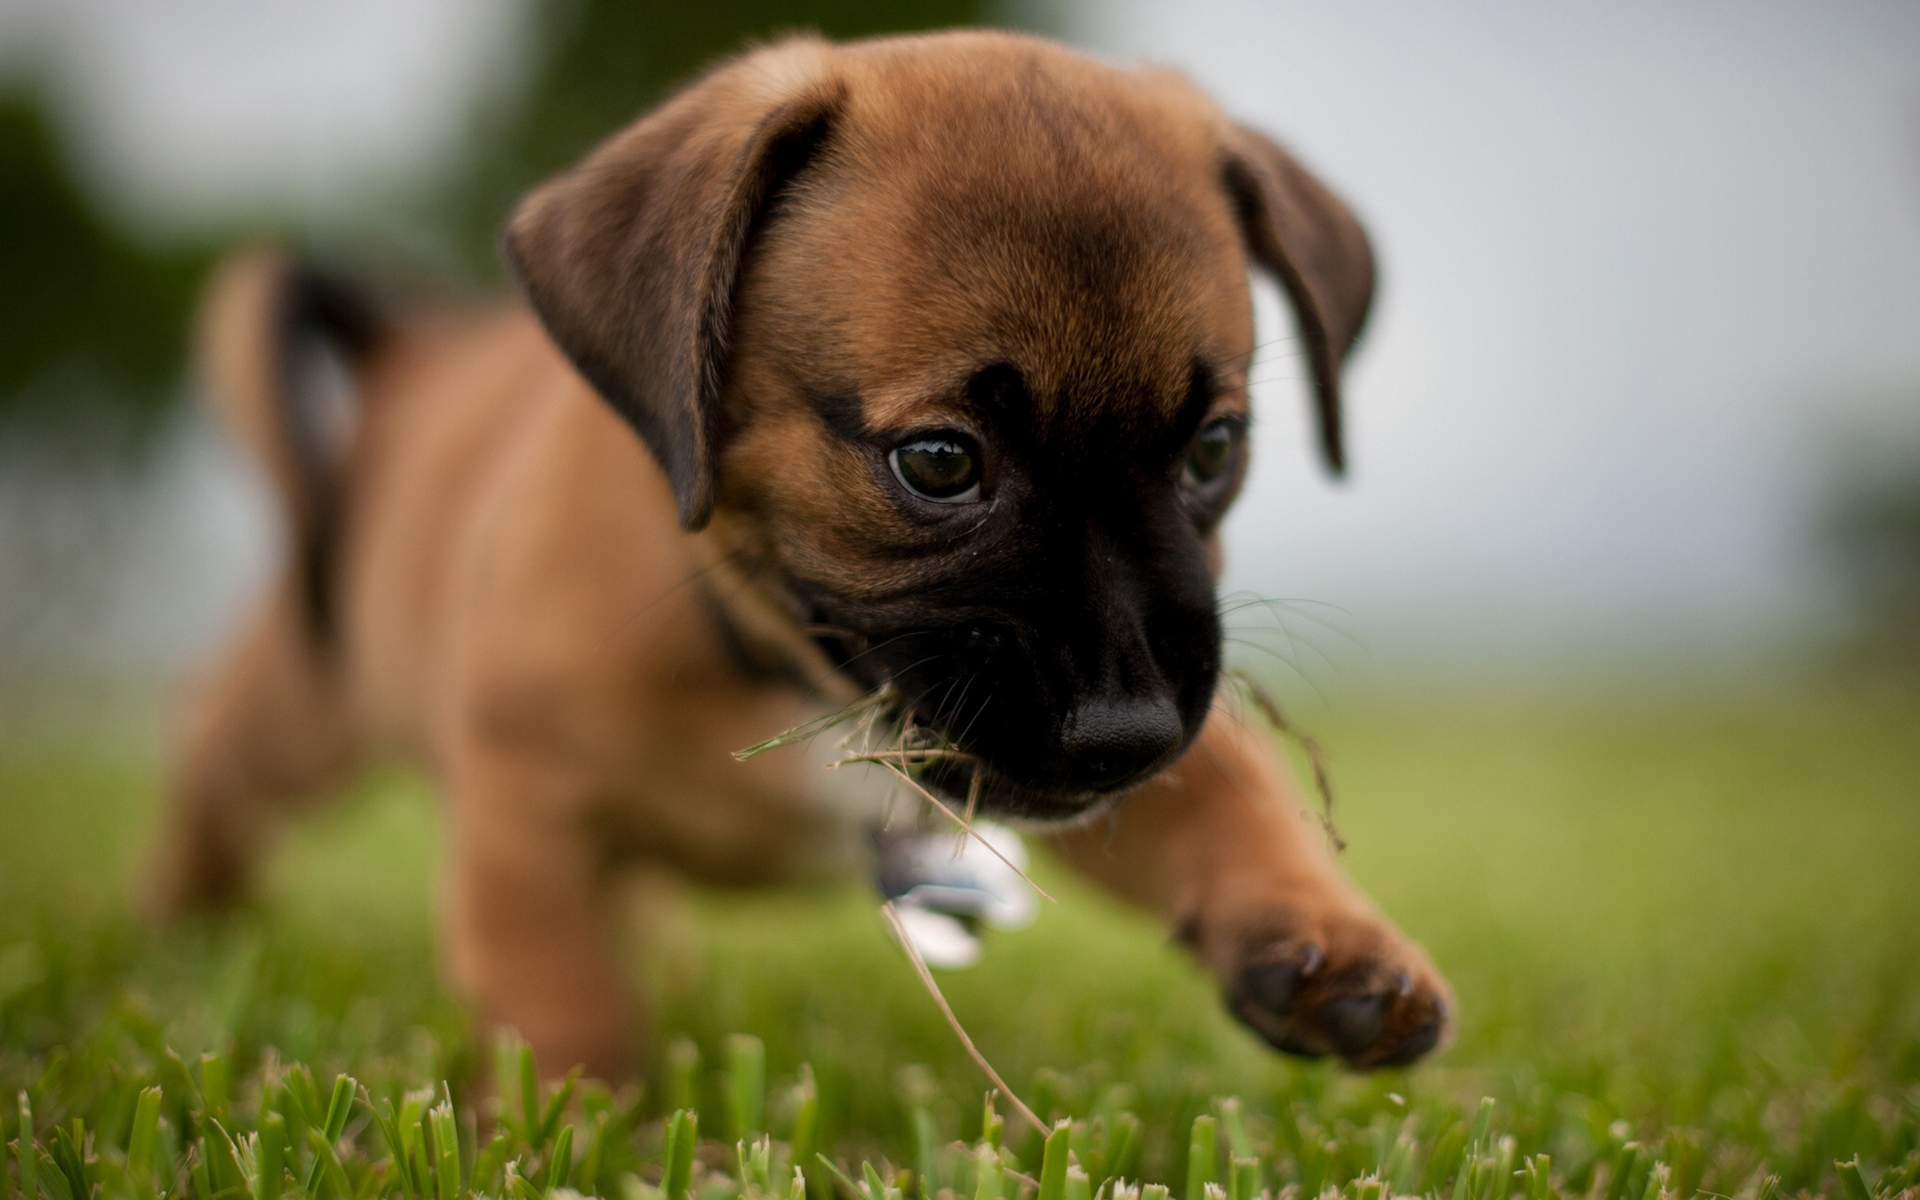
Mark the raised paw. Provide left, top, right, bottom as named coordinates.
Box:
left=1216, top=908, right=1452, bottom=1070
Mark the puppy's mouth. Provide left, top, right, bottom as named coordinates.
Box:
left=822, top=667, right=1191, bottom=826
left=788, top=578, right=1218, bottom=822
left=908, top=748, right=1127, bottom=826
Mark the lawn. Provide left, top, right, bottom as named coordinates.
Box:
left=2, top=683, right=1917, bottom=1200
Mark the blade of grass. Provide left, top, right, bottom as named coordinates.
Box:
left=15, top=1092, right=36, bottom=1200
left=1108, top=1113, right=1142, bottom=1185
left=536, top=1071, right=581, bottom=1155
left=543, top=1124, right=574, bottom=1194
left=739, top=1135, right=774, bottom=1195
left=472, top=1133, right=512, bottom=1199
left=190, top=1144, right=214, bottom=1200
left=128, top=1085, right=162, bottom=1200
left=980, top=1096, right=1004, bottom=1152
left=1835, top=1159, right=1872, bottom=1200
left=1467, top=1100, right=1495, bottom=1153
left=1605, top=1144, right=1640, bottom=1200
left=662, top=1111, right=696, bottom=1200
left=1215, top=1102, right=1252, bottom=1162
left=814, top=1154, right=863, bottom=1200
left=726, top=1035, right=766, bottom=1142
left=790, top=1066, right=819, bottom=1185
left=1384, top=1129, right=1416, bottom=1195
left=205, top=1121, right=247, bottom=1197
left=1184, top=1116, right=1216, bottom=1200
left=1450, top=1149, right=1476, bottom=1200
left=50, top=1120, right=88, bottom=1200
left=201, top=1055, right=231, bottom=1124
left=909, top=1108, right=939, bottom=1198
left=303, top=1131, right=351, bottom=1200
left=431, top=1103, right=462, bottom=1200
left=1226, top=1159, right=1258, bottom=1200
left=302, top=1077, right=357, bottom=1194
left=664, top=1042, right=700, bottom=1123
left=36, top=1145, right=73, bottom=1200
left=1525, top=1154, right=1552, bottom=1200
left=1038, top=1123, right=1071, bottom=1200
left=255, top=1111, right=286, bottom=1200
left=1637, top=1162, right=1669, bottom=1200
left=363, top=1100, right=410, bottom=1199
left=581, top=1112, right=610, bottom=1197
left=505, top=1162, right=543, bottom=1200
left=518, top=1044, right=540, bottom=1148
left=404, top=1101, right=434, bottom=1200
left=974, top=1144, right=1004, bottom=1200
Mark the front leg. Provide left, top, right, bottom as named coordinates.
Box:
left=1048, top=707, right=1452, bottom=1069
left=444, top=739, right=634, bottom=1082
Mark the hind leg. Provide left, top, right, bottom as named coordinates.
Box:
left=149, top=577, right=360, bottom=914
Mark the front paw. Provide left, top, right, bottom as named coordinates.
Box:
left=1213, top=907, right=1452, bottom=1070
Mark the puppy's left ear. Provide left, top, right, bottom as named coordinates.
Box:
left=503, top=40, right=843, bottom=530
left=1221, top=126, right=1375, bottom=475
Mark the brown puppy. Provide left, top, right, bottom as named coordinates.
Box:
left=154, top=29, right=1451, bottom=1080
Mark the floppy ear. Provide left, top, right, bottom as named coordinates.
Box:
left=1221, top=126, right=1375, bottom=475
left=503, top=42, right=843, bottom=529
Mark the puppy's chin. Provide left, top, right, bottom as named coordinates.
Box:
left=916, top=755, right=1126, bottom=828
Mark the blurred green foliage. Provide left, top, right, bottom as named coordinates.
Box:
left=0, top=95, right=210, bottom=422
left=444, top=0, right=997, bottom=281
left=1825, top=457, right=1920, bottom=667
left=0, top=0, right=1003, bottom=424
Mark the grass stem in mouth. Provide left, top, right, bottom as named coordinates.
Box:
left=880, top=901, right=1047, bottom=1139
left=834, top=747, right=974, bottom=765
left=847, top=756, right=1056, bottom=904
left=955, top=768, right=982, bottom=860
left=1226, top=669, right=1344, bottom=854
left=733, top=687, right=902, bottom=761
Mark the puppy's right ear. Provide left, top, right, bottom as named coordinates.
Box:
left=1221, top=124, right=1375, bottom=477
left=503, top=40, right=842, bottom=530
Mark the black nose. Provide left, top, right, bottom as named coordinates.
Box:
left=1059, top=695, right=1184, bottom=791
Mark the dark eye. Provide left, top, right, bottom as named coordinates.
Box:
left=890, top=434, right=982, bottom=503
left=1181, top=419, right=1240, bottom=488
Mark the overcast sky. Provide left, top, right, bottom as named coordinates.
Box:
left=0, top=0, right=528, bottom=234
left=2, top=0, right=1917, bottom=682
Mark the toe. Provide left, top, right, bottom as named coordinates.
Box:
left=1240, top=941, right=1319, bottom=1006
left=1358, top=990, right=1450, bottom=1069
left=1241, top=959, right=1300, bottom=1012
left=1373, top=1015, right=1444, bottom=1067
left=1320, top=992, right=1387, bottom=1056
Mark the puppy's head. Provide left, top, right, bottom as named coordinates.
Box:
left=505, top=31, right=1373, bottom=821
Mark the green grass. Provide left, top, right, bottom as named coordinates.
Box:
left=2, top=687, right=1918, bottom=1200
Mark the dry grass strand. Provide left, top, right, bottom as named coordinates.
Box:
left=880, top=901, right=1048, bottom=1138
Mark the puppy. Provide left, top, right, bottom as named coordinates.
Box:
left=154, top=29, right=1451, bottom=1080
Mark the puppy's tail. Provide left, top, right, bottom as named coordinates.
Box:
left=196, top=248, right=388, bottom=646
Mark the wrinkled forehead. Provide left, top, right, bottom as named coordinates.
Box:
left=752, top=61, right=1255, bottom=431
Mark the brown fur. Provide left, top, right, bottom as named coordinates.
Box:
left=153, top=30, right=1449, bottom=1080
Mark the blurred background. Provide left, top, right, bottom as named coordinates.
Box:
left=2, top=0, right=1917, bottom=722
